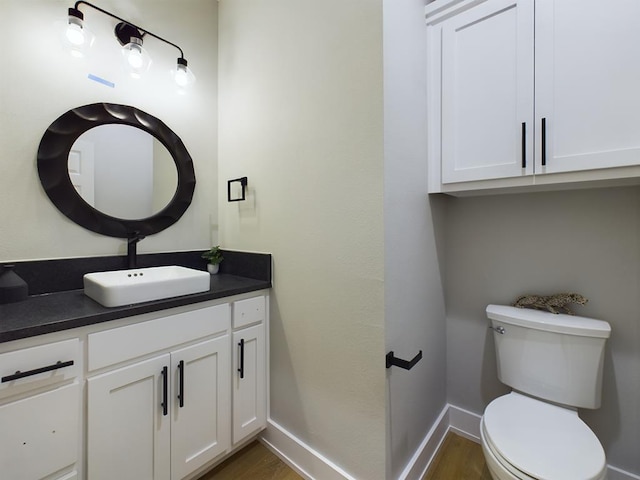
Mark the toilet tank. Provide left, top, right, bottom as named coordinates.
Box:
left=486, top=305, right=611, bottom=409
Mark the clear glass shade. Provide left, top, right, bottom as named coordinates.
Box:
left=121, top=38, right=152, bottom=78
left=173, top=63, right=196, bottom=87
left=64, top=17, right=95, bottom=57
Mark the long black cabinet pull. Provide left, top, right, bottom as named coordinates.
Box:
left=521, top=122, right=526, bottom=168
left=541, top=117, right=547, bottom=166
left=178, top=360, right=185, bottom=408
left=1, top=360, right=74, bottom=383
left=161, top=366, right=168, bottom=416
left=238, top=339, right=245, bottom=379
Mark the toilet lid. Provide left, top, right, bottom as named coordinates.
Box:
left=483, top=393, right=606, bottom=480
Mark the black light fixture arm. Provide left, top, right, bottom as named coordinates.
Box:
left=73, top=0, right=185, bottom=60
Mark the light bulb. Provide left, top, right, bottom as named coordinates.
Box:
left=66, top=23, right=85, bottom=46
left=175, top=66, right=188, bottom=86
left=128, top=45, right=144, bottom=69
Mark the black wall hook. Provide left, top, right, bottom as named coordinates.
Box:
left=386, top=350, right=422, bottom=370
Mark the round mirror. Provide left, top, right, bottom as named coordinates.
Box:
left=37, top=103, right=196, bottom=238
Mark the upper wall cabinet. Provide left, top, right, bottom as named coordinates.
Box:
left=426, top=0, right=640, bottom=194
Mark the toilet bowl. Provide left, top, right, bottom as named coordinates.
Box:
left=480, top=392, right=607, bottom=480
left=483, top=305, right=611, bottom=480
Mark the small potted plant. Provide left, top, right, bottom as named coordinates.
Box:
left=202, top=246, right=224, bottom=274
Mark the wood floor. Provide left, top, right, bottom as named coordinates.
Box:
left=197, top=432, right=491, bottom=480
left=197, top=441, right=303, bottom=480
left=423, top=432, right=493, bottom=480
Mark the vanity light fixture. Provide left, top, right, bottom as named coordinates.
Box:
left=65, top=1, right=195, bottom=86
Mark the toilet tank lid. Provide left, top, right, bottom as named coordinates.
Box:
left=486, top=305, right=611, bottom=338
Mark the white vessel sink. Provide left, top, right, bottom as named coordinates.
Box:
left=84, top=266, right=211, bottom=307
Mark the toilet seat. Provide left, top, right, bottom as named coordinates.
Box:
left=482, top=392, right=606, bottom=480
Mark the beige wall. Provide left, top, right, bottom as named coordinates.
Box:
left=0, top=0, right=218, bottom=262
left=443, top=186, right=640, bottom=474
left=218, top=1, right=387, bottom=478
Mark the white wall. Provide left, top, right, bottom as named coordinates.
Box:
left=443, top=186, right=640, bottom=474
left=383, top=1, right=447, bottom=478
left=218, top=1, right=387, bottom=478
left=0, top=0, right=218, bottom=262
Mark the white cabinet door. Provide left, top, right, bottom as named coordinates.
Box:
left=535, top=0, right=640, bottom=174
left=87, top=355, right=171, bottom=480
left=0, top=383, right=80, bottom=480
left=441, top=0, right=534, bottom=183
left=171, top=336, right=230, bottom=480
left=232, top=323, right=266, bottom=444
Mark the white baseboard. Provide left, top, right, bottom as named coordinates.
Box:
left=262, top=407, right=640, bottom=480
left=606, top=465, right=640, bottom=480
left=397, top=404, right=450, bottom=480
left=447, top=404, right=482, bottom=442
left=260, top=419, right=358, bottom=480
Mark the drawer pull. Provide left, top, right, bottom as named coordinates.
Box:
left=1, top=360, right=74, bottom=383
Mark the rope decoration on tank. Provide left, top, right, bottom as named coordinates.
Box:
left=512, top=293, right=588, bottom=315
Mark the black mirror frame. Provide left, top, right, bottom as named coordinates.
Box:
left=37, top=103, right=196, bottom=239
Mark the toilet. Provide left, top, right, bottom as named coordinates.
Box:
left=481, top=304, right=611, bottom=480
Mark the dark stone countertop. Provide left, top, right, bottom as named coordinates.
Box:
left=0, top=273, right=270, bottom=344
left=0, top=250, right=271, bottom=344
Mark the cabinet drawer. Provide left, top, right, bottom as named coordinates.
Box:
left=0, top=382, right=80, bottom=480
left=0, top=339, right=79, bottom=397
left=88, top=304, right=230, bottom=371
left=233, top=296, right=265, bottom=329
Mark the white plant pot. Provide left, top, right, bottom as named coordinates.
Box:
left=207, top=263, right=219, bottom=274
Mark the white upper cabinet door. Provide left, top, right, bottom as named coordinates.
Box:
left=535, top=0, right=640, bottom=174
left=441, top=0, right=534, bottom=183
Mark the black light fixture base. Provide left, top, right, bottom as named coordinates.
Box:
left=68, top=7, right=83, bottom=21
left=114, top=21, right=143, bottom=45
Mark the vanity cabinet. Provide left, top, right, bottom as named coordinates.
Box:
left=0, top=290, right=269, bottom=480
left=0, top=339, right=81, bottom=480
left=85, top=293, right=269, bottom=480
left=232, top=296, right=267, bottom=445
left=87, top=304, right=231, bottom=480
left=426, top=0, right=640, bottom=193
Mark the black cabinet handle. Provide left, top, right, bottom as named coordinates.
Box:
left=161, top=366, right=168, bottom=416
left=238, top=339, right=245, bottom=379
left=1, top=360, right=74, bottom=383
left=521, top=122, right=526, bottom=168
left=541, top=117, right=547, bottom=166
left=386, top=351, right=422, bottom=370
left=177, top=360, right=185, bottom=408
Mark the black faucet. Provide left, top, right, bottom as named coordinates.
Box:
left=127, top=232, right=146, bottom=269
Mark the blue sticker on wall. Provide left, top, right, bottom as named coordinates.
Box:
left=87, top=74, right=115, bottom=88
